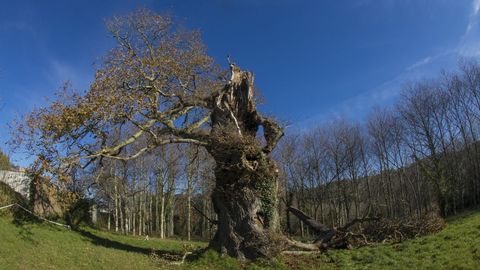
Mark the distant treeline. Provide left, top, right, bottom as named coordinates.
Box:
left=74, top=60, right=480, bottom=241
left=275, top=59, right=480, bottom=236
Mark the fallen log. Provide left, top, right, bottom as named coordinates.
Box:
left=286, top=206, right=379, bottom=251
left=287, top=207, right=330, bottom=233
left=285, top=206, right=444, bottom=252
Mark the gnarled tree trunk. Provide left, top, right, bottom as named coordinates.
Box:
left=207, top=64, right=283, bottom=260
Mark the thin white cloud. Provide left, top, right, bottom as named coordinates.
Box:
left=406, top=56, right=432, bottom=71
left=474, top=0, right=480, bottom=15
left=458, top=0, right=480, bottom=57
left=44, top=59, right=92, bottom=91
left=294, top=73, right=406, bottom=128
left=294, top=49, right=457, bottom=128
left=459, top=43, right=480, bottom=57
left=464, top=0, right=480, bottom=34
left=294, top=1, right=480, bottom=129
left=49, top=60, right=78, bottom=84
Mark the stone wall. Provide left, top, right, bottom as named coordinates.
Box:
left=0, top=170, right=31, bottom=199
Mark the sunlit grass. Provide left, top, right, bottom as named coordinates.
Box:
left=0, top=210, right=479, bottom=269
left=306, top=210, right=480, bottom=270
left=0, top=218, right=205, bottom=270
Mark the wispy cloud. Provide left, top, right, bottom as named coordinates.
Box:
left=458, top=0, right=480, bottom=56
left=44, top=59, right=92, bottom=91
left=48, top=60, right=79, bottom=85
left=473, top=0, right=480, bottom=15
left=406, top=56, right=432, bottom=71
left=294, top=48, right=458, bottom=128
left=294, top=0, right=480, bottom=129
left=294, top=74, right=406, bottom=128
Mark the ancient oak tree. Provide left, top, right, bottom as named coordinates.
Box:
left=12, top=9, right=283, bottom=260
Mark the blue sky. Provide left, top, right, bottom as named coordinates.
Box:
left=1, top=0, right=479, bottom=166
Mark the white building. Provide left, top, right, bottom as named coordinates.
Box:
left=0, top=170, right=31, bottom=199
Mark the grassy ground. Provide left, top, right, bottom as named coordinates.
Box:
left=0, top=210, right=479, bottom=269
left=0, top=182, right=28, bottom=219
left=320, top=212, right=480, bottom=269
left=283, top=210, right=480, bottom=270
left=0, top=218, right=208, bottom=269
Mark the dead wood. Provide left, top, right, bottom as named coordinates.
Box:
left=285, top=206, right=444, bottom=252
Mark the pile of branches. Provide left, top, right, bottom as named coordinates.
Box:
left=361, top=211, right=445, bottom=243
left=285, top=207, right=445, bottom=252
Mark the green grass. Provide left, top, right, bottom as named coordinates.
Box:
left=0, top=210, right=479, bottom=269
left=0, top=181, right=28, bottom=217
left=0, top=218, right=208, bottom=270
left=301, top=210, right=480, bottom=270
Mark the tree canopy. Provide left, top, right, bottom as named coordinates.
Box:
left=11, top=8, right=284, bottom=260
left=12, top=9, right=222, bottom=176
left=12, top=9, right=280, bottom=177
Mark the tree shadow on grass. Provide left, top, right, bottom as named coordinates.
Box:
left=75, top=228, right=189, bottom=261
left=13, top=223, right=39, bottom=246
left=9, top=206, right=41, bottom=246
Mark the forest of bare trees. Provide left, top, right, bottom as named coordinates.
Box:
left=69, top=60, right=480, bottom=245
left=8, top=8, right=480, bottom=261
left=2, top=2, right=480, bottom=268
left=276, top=60, right=480, bottom=236
left=83, top=144, right=216, bottom=241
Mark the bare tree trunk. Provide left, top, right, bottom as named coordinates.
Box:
left=167, top=163, right=176, bottom=237
left=107, top=211, right=111, bottom=231
left=132, top=195, right=136, bottom=236
left=143, top=190, right=147, bottom=236
left=207, top=64, right=283, bottom=260
left=119, top=195, right=124, bottom=234
left=125, top=207, right=129, bottom=234
left=139, top=195, right=143, bottom=236
left=149, top=193, right=153, bottom=234
left=169, top=200, right=174, bottom=237
left=160, top=193, right=165, bottom=238
left=186, top=149, right=196, bottom=241
left=208, top=156, right=279, bottom=260
left=155, top=193, right=159, bottom=234
left=187, top=183, right=192, bottom=241
left=114, top=177, right=119, bottom=233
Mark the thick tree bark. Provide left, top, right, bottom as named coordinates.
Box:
left=207, top=64, right=284, bottom=260
left=208, top=148, right=279, bottom=259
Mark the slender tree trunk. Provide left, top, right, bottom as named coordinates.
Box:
left=119, top=195, right=124, bottom=234
left=160, top=193, right=165, bottom=238
left=114, top=179, right=119, bottom=233
left=139, top=195, right=143, bottom=236
left=148, top=194, right=153, bottom=234
left=155, top=193, right=159, bottom=233
left=107, top=211, right=111, bottom=231
left=125, top=207, right=129, bottom=234
left=142, top=191, right=148, bottom=235
left=169, top=200, right=174, bottom=237
left=187, top=184, right=192, bottom=241
left=132, top=194, right=136, bottom=236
